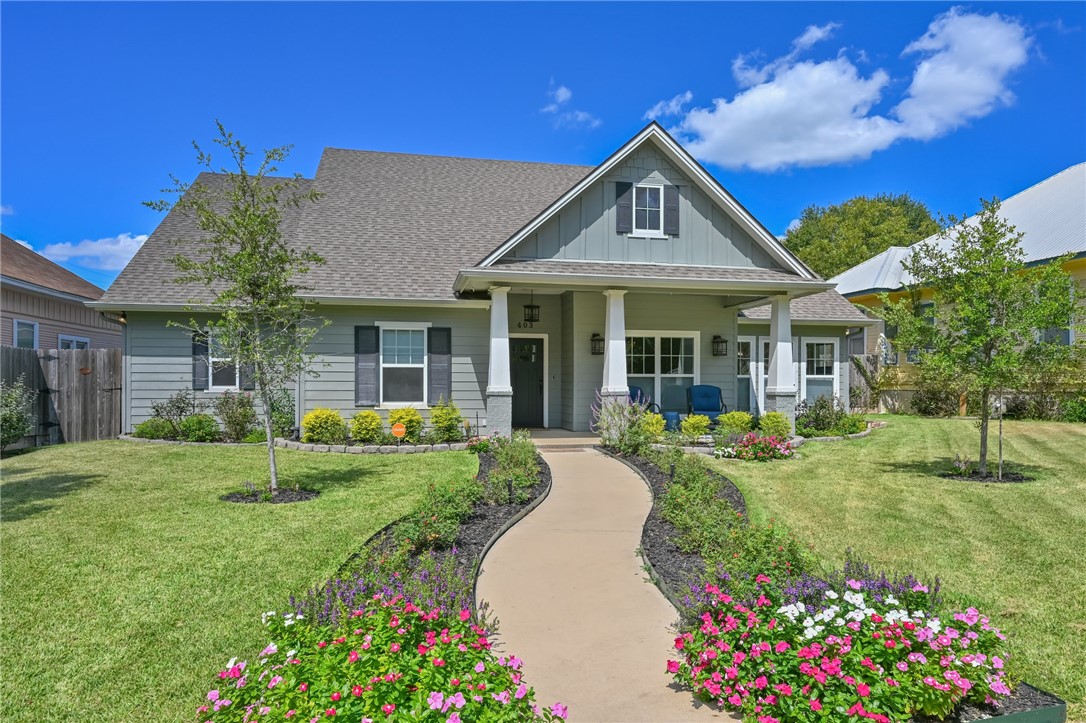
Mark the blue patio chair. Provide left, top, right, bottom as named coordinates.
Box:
left=687, top=384, right=727, bottom=423
left=628, top=385, right=660, bottom=413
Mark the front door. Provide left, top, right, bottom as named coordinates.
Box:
left=511, top=338, right=544, bottom=427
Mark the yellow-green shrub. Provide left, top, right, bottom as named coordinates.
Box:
left=350, top=410, right=383, bottom=444
left=301, top=408, right=347, bottom=445
left=758, top=411, right=792, bottom=439
left=717, top=411, right=753, bottom=435
left=681, top=414, right=711, bottom=440
left=388, top=407, right=424, bottom=443
left=640, top=412, right=666, bottom=440
left=429, top=398, right=465, bottom=443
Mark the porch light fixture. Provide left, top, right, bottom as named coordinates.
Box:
left=590, top=333, right=605, bottom=355
left=523, top=290, right=540, bottom=323
left=712, top=335, right=728, bottom=357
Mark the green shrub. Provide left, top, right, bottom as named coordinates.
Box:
left=680, top=414, right=711, bottom=441
left=911, top=364, right=964, bottom=417
left=1061, top=396, right=1086, bottom=423
left=388, top=407, right=424, bottom=443
left=132, top=417, right=176, bottom=440
left=349, top=409, right=383, bottom=444
left=396, top=474, right=483, bottom=552
left=592, top=392, right=656, bottom=455
left=179, top=413, right=220, bottom=442
left=301, top=408, right=347, bottom=445
left=266, top=388, right=295, bottom=438
left=716, top=410, right=752, bottom=435
left=640, top=412, right=666, bottom=441
left=241, top=428, right=267, bottom=443
left=428, top=397, right=465, bottom=443
left=212, top=390, right=257, bottom=442
left=758, top=411, right=792, bottom=439
left=0, top=375, right=37, bottom=450
left=487, top=430, right=539, bottom=503
left=150, top=389, right=206, bottom=437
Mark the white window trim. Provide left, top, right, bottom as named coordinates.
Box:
left=58, top=334, right=91, bottom=350
left=625, top=329, right=700, bottom=413
left=13, top=319, right=39, bottom=350
left=376, top=321, right=431, bottom=409
left=800, top=336, right=840, bottom=402
left=630, top=183, right=667, bottom=238
left=207, top=328, right=240, bottom=392
left=510, top=332, right=549, bottom=428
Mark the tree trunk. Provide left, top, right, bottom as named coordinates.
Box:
left=978, top=387, right=990, bottom=477
left=258, top=375, right=279, bottom=493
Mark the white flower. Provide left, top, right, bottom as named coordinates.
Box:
left=802, top=617, right=815, bottom=628
left=885, top=595, right=899, bottom=606
left=824, top=591, right=839, bottom=600
left=927, top=620, right=942, bottom=633
left=287, top=650, right=297, bottom=659
left=844, top=591, right=864, bottom=607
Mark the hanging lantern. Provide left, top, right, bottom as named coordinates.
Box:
left=590, top=333, right=605, bottom=355
left=523, top=290, right=540, bottom=323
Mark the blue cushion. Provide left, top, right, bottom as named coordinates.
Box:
left=688, top=384, right=724, bottom=413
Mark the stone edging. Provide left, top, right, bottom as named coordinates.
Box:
left=273, top=437, right=469, bottom=454
left=470, top=455, right=554, bottom=609
left=800, top=420, right=886, bottom=443
left=118, top=434, right=262, bottom=447
left=595, top=446, right=690, bottom=612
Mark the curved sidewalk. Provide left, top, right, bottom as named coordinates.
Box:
left=475, top=448, right=733, bottom=722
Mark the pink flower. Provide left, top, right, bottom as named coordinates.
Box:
left=268, top=676, right=283, bottom=689
left=857, top=683, right=870, bottom=697
left=348, top=650, right=360, bottom=663
left=810, top=699, right=822, bottom=711
left=325, top=708, right=336, bottom=717
left=551, top=703, right=568, bottom=720
left=447, top=692, right=466, bottom=709
left=474, top=661, right=485, bottom=673
left=446, top=715, right=461, bottom=723
left=428, top=692, right=444, bottom=710
left=381, top=703, right=395, bottom=716
left=389, top=643, right=400, bottom=653
left=330, top=692, right=341, bottom=702
left=846, top=579, right=862, bottom=590
left=459, top=609, right=471, bottom=621
left=666, top=660, right=681, bottom=674
left=352, top=685, right=364, bottom=697
left=207, top=690, right=220, bottom=702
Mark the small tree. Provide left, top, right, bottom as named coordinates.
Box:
left=880, top=199, right=1084, bottom=478
left=1, top=375, right=38, bottom=451
left=147, top=122, right=327, bottom=492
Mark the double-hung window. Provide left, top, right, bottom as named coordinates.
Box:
left=58, top=335, right=90, bottom=350
left=633, top=184, right=664, bottom=236
left=381, top=327, right=426, bottom=405
left=626, top=332, right=697, bottom=414
left=804, top=340, right=837, bottom=403
left=208, top=328, right=240, bottom=390
left=13, top=320, right=38, bottom=349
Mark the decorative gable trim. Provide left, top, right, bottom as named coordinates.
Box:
left=477, top=122, right=818, bottom=280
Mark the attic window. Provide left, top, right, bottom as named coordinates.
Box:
left=633, top=184, right=663, bottom=236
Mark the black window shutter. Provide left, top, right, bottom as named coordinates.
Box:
left=663, top=185, right=680, bottom=236
left=428, top=327, right=452, bottom=405
left=192, top=331, right=209, bottom=391
left=615, top=181, right=633, bottom=234
left=355, top=326, right=380, bottom=406
left=239, top=364, right=256, bottom=390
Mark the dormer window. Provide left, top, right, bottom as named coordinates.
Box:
left=634, top=184, right=664, bottom=236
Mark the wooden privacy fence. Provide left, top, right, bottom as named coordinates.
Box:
left=1, top=346, right=122, bottom=447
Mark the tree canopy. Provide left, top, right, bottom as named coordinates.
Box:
left=784, top=194, right=940, bottom=279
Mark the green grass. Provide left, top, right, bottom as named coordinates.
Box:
left=710, top=416, right=1086, bottom=721
left=0, top=441, right=477, bottom=722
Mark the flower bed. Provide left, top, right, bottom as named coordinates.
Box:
left=198, top=433, right=565, bottom=721
left=611, top=448, right=1066, bottom=722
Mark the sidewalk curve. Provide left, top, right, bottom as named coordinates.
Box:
left=475, top=448, right=734, bottom=722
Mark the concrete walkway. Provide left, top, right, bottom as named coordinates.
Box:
left=476, top=448, right=733, bottom=722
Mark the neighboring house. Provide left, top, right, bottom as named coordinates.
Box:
left=92, top=122, right=872, bottom=435
left=831, top=163, right=1086, bottom=407
left=1, top=233, right=122, bottom=350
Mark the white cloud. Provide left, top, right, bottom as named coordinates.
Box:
left=541, top=82, right=601, bottom=129
left=1, top=204, right=13, bottom=215
left=675, top=8, right=1031, bottom=172
left=644, top=91, right=694, bottom=121
left=14, top=238, right=32, bottom=249
left=41, top=232, right=148, bottom=271
left=787, top=218, right=802, bottom=232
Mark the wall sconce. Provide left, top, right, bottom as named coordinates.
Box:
left=712, top=335, right=728, bottom=357
left=590, top=333, right=605, bottom=355
left=522, top=290, right=540, bottom=323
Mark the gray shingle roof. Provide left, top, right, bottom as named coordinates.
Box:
left=2, top=234, right=105, bottom=299
left=831, top=163, right=1086, bottom=297
left=740, top=290, right=873, bottom=324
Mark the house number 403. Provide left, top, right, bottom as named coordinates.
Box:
left=516, top=322, right=535, bottom=329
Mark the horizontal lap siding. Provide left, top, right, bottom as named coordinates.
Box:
left=1, top=288, right=122, bottom=348
left=738, top=323, right=851, bottom=409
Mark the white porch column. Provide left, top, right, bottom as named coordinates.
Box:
left=601, top=289, right=628, bottom=395
left=486, top=286, right=513, bottom=435
left=766, top=294, right=797, bottom=431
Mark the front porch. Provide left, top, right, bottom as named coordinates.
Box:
left=479, top=284, right=812, bottom=435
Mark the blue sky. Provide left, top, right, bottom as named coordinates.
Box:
left=2, top=1, right=1083, bottom=289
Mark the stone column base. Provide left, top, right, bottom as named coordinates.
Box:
left=486, top=390, right=513, bottom=436
left=765, top=391, right=797, bottom=433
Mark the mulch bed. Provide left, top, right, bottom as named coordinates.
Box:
left=941, top=471, right=1034, bottom=483
left=924, top=682, right=1064, bottom=721
left=616, top=451, right=745, bottom=606
left=220, top=488, right=320, bottom=504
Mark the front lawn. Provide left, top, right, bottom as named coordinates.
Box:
left=0, top=441, right=477, bottom=722
left=711, top=416, right=1086, bottom=720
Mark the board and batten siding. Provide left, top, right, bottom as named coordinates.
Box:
left=1, top=287, right=122, bottom=349
left=507, top=143, right=781, bottom=270
left=565, top=291, right=739, bottom=432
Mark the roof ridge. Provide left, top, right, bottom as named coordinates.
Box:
left=320, top=147, right=593, bottom=170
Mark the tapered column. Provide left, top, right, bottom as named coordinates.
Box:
left=601, top=289, right=628, bottom=395
left=765, top=294, right=797, bottom=432
left=486, top=286, right=513, bottom=434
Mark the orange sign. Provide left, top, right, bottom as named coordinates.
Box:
left=391, top=423, right=407, bottom=439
